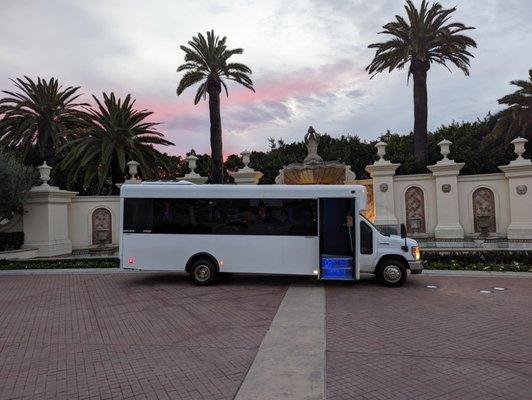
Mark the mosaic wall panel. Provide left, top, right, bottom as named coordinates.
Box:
left=472, top=187, right=496, bottom=233
left=92, top=208, right=112, bottom=245
left=405, top=186, right=426, bottom=233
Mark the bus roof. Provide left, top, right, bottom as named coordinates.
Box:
left=121, top=182, right=367, bottom=200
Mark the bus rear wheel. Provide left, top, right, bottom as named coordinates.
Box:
left=190, top=259, right=217, bottom=286
left=377, top=260, right=407, bottom=287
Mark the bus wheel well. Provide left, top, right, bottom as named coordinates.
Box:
left=185, top=253, right=219, bottom=274
left=376, top=255, right=408, bottom=272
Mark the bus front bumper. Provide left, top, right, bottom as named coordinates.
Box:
left=408, top=260, right=423, bottom=274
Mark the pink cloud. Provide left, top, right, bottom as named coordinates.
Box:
left=136, top=60, right=366, bottom=156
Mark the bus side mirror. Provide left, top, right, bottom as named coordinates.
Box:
left=400, top=223, right=407, bottom=238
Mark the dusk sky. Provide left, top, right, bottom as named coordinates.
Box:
left=1, top=0, right=531, bottom=157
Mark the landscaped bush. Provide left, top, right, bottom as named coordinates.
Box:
left=0, top=232, right=24, bottom=251
left=0, top=257, right=119, bottom=270
left=421, top=250, right=532, bottom=272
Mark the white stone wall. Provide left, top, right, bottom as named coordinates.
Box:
left=457, top=173, right=510, bottom=237
left=69, top=196, right=120, bottom=249
left=393, top=174, right=437, bottom=237
left=391, top=172, right=517, bottom=238
left=368, top=137, right=532, bottom=241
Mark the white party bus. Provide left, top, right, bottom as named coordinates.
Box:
left=119, top=181, right=422, bottom=286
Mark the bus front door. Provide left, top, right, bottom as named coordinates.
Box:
left=319, top=198, right=356, bottom=280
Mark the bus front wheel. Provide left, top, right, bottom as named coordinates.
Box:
left=190, top=259, right=218, bottom=286
left=377, top=260, right=407, bottom=287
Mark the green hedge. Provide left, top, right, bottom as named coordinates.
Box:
left=0, top=257, right=119, bottom=270
left=422, top=250, right=532, bottom=272
left=0, top=232, right=24, bottom=251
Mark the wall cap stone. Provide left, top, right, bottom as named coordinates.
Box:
left=499, top=162, right=532, bottom=178
left=427, top=162, right=465, bottom=176
left=365, top=162, right=400, bottom=177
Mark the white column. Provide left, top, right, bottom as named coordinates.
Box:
left=230, top=150, right=263, bottom=185
left=365, top=142, right=400, bottom=227
left=22, top=163, right=77, bottom=256
left=427, top=140, right=465, bottom=239
left=499, top=137, right=532, bottom=239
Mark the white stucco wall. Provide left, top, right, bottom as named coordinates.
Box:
left=393, top=174, right=437, bottom=237
left=68, top=196, right=120, bottom=249
left=391, top=172, right=515, bottom=238
left=457, top=173, right=510, bottom=237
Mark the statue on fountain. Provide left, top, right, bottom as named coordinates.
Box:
left=274, top=125, right=356, bottom=184
left=303, top=126, right=323, bottom=164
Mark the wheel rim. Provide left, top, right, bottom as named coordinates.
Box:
left=194, top=265, right=211, bottom=282
left=382, top=265, right=402, bottom=283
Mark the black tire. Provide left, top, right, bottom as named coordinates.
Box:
left=377, top=259, right=407, bottom=287
left=190, top=259, right=218, bottom=286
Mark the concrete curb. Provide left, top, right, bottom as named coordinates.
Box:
left=0, top=268, right=134, bottom=275
left=422, top=269, right=532, bottom=278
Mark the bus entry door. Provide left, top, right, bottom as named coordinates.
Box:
left=319, top=198, right=356, bottom=280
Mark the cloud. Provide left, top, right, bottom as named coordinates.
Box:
left=1, top=0, right=531, bottom=157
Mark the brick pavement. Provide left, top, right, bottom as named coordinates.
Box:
left=2, top=272, right=532, bottom=400
left=0, top=273, right=288, bottom=400
left=325, top=275, right=532, bottom=400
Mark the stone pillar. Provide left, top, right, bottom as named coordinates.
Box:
left=179, top=154, right=208, bottom=184
left=427, top=140, right=465, bottom=239
left=365, top=142, right=400, bottom=228
left=230, top=150, right=263, bottom=185
left=499, top=137, right=532, bottom=239
left=23, top=162, right=77, bottom=256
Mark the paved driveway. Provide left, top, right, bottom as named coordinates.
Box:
left=0, top=272, right=531, bottom=399
left=326, top=276, right=532, bottom=400
left=0, top=274, right=287, bottom=400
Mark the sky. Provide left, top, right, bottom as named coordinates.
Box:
left=1, top=0, right=531, bottom=157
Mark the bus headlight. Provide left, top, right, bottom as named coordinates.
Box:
left=411, top=246, right=420, bottom=260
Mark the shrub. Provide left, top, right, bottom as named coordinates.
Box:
left=0, top=151, right=36, bottom=221
left=421, top=250, right=532, bottom=272
left=0, top=231, right=24, bottom=251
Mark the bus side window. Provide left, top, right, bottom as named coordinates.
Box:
left=360, top=221, right=373, bottom=254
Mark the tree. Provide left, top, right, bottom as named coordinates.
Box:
left=0, top=76, right=87, bottom=166
left=492, top=69, right=532, bottom=151
left=0, top=151, right=36, bottom=222
left=366, top=0, right=476, bottom=171
left=176, top=30, right=255, bottom=183
left=59, top=93, right=174, bottom=194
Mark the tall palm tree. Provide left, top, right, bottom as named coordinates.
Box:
left=0, top=76, right=87, bottom=166
left=60, top=93, right=174, bottom=194
left=492, top=69, right=532, bottom=144
left=177, top=30, right=255, bottom=183
left=366, top=0, right=476, bottom=170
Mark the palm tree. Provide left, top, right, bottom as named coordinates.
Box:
left=492, top=69, right=532, bottom=144
left=366, top=0, right=476, bottom=170
left=176, top=30, right=255, bottom=183
left=0, top=76, right=87, bottom=166
left=60, top=93, right=174, bottom=194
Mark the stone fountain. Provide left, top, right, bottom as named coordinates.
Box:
left=275, top=126, right=355, bottom=184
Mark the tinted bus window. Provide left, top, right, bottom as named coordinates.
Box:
left=123, top=199, right=153, bottom=233
left=125, top=198, right=317, bottom=236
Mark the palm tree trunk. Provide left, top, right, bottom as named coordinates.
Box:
left=208, top=81, right=223, bottom=184
left=411, top=59, right=429, bottom=171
